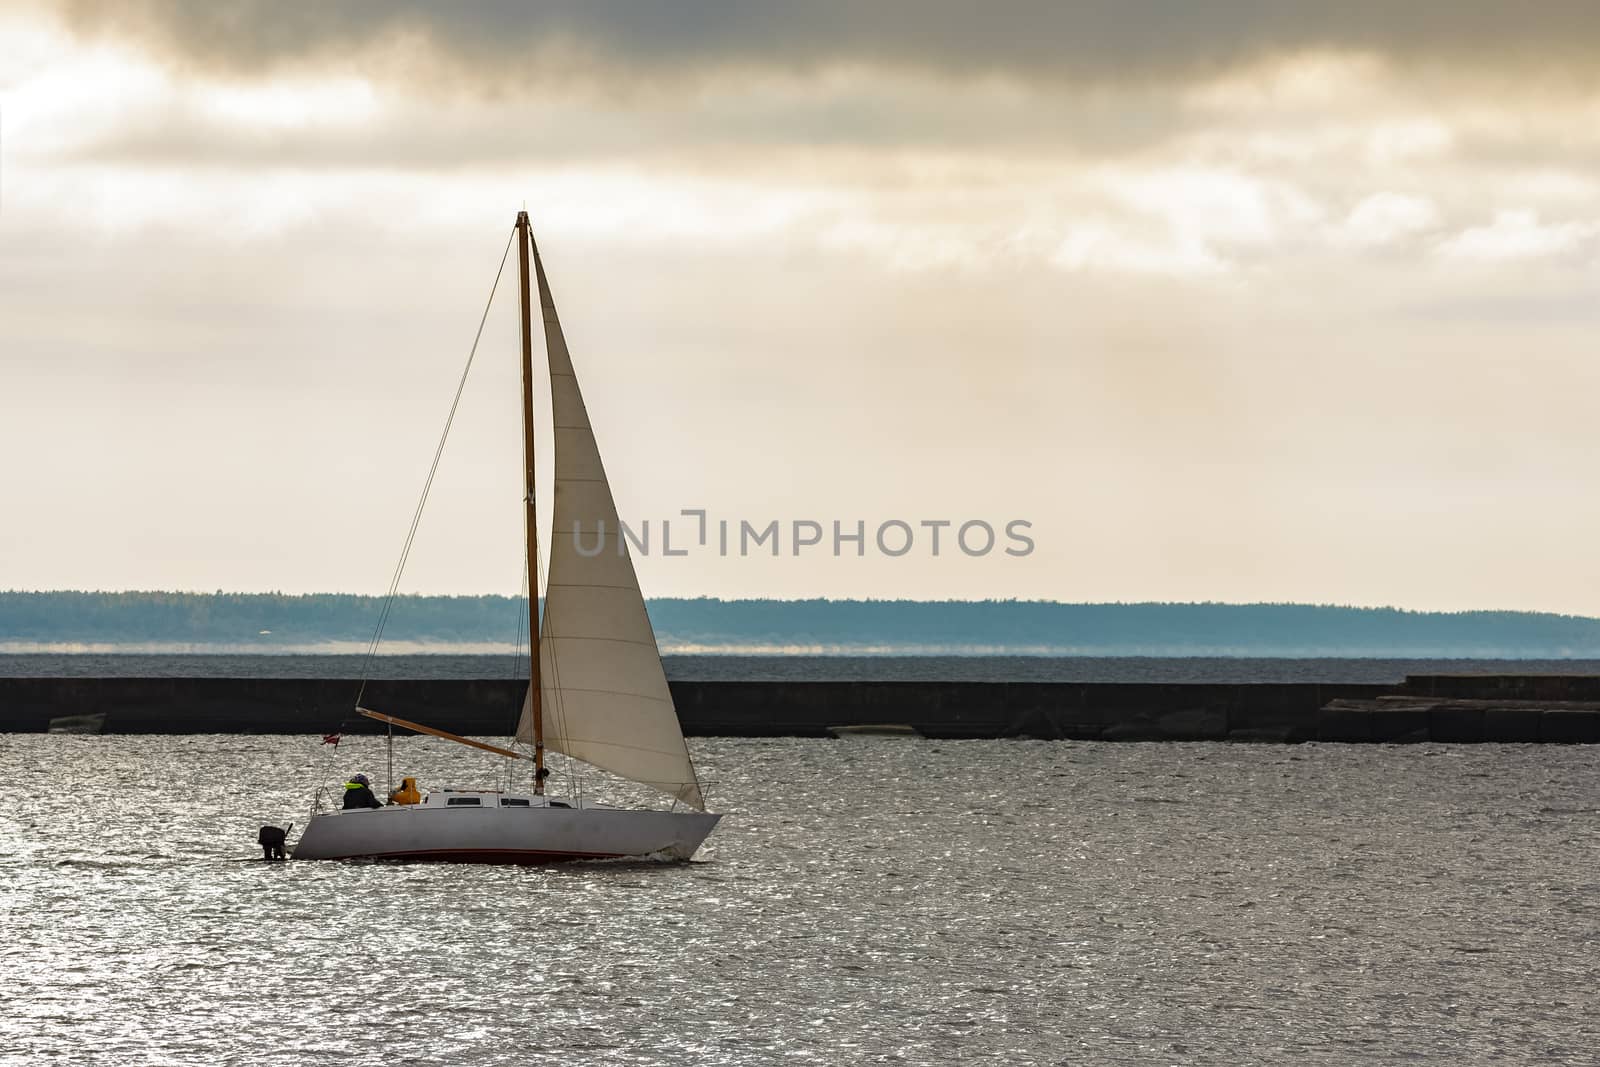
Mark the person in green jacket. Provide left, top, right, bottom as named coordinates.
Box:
left=341, top=773, right=382, bottom=810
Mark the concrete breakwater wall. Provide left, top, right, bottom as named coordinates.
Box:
left=4, top=675, right=1600, bottom=741
left=0, top=675, right=1463, bottom=740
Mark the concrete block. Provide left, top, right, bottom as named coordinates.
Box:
left=1368, top=708, right=1432, bottom=743
left=1099, top=721, right=1166, bottom=741
left=1541, top=710, right=1600, bottom=744
left=1482, top=707, right=1543, bottom=742
left=1317, top=707, right=1372, bottom=742
left=1228, top=725, right=1303, bottom=742
left=1429, top=706, right=1484, bottom=743
left=1155, top=707, right=1228, bottom=740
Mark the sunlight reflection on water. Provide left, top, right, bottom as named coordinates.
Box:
left=4, top=736, right=1600, bottom=1064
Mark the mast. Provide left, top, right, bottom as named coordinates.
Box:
left=515, top=211, right=546, bottom=794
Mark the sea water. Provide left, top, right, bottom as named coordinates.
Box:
left=3, top=734, right=1599, bottom=1064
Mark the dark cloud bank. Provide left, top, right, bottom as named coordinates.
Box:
left=51, top=0, right=1600, bottom=83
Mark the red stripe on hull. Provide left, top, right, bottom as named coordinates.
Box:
left=304, top=847, right=626, bottom=865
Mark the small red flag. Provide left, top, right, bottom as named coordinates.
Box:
left=322, top=732, right=341, bottom=746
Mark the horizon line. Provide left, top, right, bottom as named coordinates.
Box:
left=4, top=589, right=1600, bottom=621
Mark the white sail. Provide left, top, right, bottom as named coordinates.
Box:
left=514, top=238, right=705, bottom=810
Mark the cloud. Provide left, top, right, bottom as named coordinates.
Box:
left=9, top=1, right=1600, bottom=613
left=44, top=67, right=1195, bottom=172
left=1335, top=192, right=1440, bottom=248
left=9, top=2, right=1599, bottom=192
left=1438, top=209, right=1598, bottom=262
left=41, top=0, right=1600, bottom=88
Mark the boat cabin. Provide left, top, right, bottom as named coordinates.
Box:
left=414, top=789, right=574, bottom=810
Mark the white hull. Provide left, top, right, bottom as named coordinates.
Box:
left=293, top=802, right=720, bottom=864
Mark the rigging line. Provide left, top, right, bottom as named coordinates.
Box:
left=532, top=499, right=567, bottom=789
left=536, top=496, right=579, bottom=800
left=525, top=247, right=574, bottom=794
left=534, top=493, right=582, bottom=801
left=514, top=226, right=562, bottom=792
left=534, top=502, right=560, bottom=796
left=353, top=224, right=517, bottom=711
left=504, top=552, right=528, bottom=739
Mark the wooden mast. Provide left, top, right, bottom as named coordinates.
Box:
left=516, top=211, right=546, bottom=794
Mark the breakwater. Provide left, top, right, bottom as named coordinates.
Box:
left=5, top=673, right=1600, bottom=740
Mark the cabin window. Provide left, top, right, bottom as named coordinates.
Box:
left=501, top=798, right=530, bottom=807
left=445, top=797, right=481, bottom=806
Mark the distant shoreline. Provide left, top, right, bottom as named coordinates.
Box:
left=10, top=651, right=1600, bottom=685
left=11, top=642, right=1600, bottom=659
left=9, top=592, right=1600, bottom=659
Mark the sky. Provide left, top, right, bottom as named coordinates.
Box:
left=2, top=1, right=1599, bottom=610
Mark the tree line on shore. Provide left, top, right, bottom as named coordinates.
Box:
left=5, top=590, right=1600, bottom=655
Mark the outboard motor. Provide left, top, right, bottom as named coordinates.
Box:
left=257, top=823, right=291, bottom=861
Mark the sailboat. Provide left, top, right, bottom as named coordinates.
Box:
left=292, top=212, right=721, bottom=863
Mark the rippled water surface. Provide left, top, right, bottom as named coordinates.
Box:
left=5, top=736, right=1600, bottom=1065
